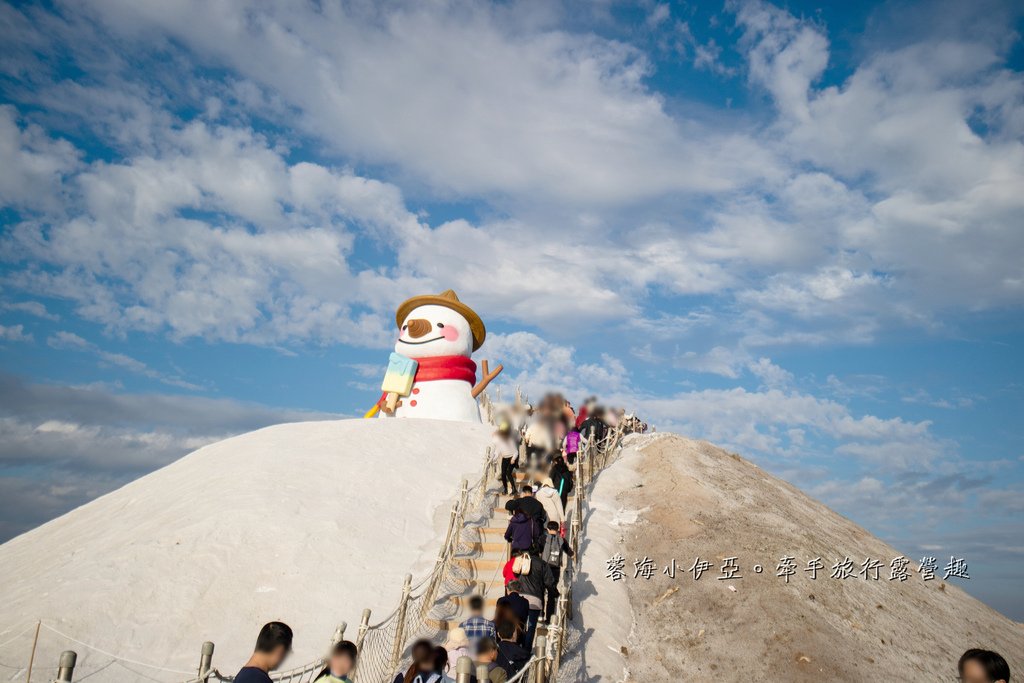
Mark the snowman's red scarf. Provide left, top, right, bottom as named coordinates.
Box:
left=410, top=355, right=477, bottom=384
left=377, top=355, right=477, bottom=406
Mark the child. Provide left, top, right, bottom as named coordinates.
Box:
left=541, top=521, right=574, bottom=572
left=540, top=521, right=573, bottom=621
left=315, top=640, right=357, bottom=683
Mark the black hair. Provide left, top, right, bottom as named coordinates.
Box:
left=506, top=579, right=522, bottom=593
left=547, top=521, right=559, bottom=531
left=476, top=637, right=499, bottom=656
left=468, top=595, right=485, bottom=612
left=254, top=622, right=293, bottom=653
left=959, top=649, right=1010, bottom=682
left=411, top=639, right=434, bottom=662
left=331, top=640, right=358, bottom=661
left=433, top=645, right=448, bottom=673
left=496, top=621, right=516, bottom=640
left=521, top=485, right=533, bottom=494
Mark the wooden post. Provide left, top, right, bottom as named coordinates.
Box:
left=197, top=641, right=214, bottom=682
left=532, top=628, right=548, bottom=683
left=586, top=443, right=594, bottom=486
left=350, top=609, right=371, bottom=681
left=453, top=479, right=469, bottom=538
left=455, top=655, right=474, bottom=683
left=570, top=514, right=580, bottom=558
left=424, top=502, right=459, bottom=616
left=389, top=574, right=413, bottom=672
left=24, top=620, right=40, bottom=683
left=443, top=503, right=459, bottom=554
left=55, top=651, right=77, bottom=683
left=555, top=594, right=569, bottom=659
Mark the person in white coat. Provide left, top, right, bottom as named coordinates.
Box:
left=535, top=477, right=565, bottom=529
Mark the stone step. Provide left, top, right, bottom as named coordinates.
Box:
left=453, top=557, right=505, bottom=571
left=426, top=618, right=459, bottom=632
left=461, top=541, right=508, bottom=554
left=449, top=594, right=500, bottom=608
left=452, top=576, right=505, bottom=587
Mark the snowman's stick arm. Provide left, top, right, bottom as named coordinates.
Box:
left=472, top=360, right=503, bottom=398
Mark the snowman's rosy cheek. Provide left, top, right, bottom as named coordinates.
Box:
left=440, top=325, right=460, bottom=341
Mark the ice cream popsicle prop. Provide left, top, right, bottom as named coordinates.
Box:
left=381, top=352, right=418, bottom=414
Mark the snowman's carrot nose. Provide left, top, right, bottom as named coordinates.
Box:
left=405, top=318, right=432, bottom=338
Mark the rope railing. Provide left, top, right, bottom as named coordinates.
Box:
left=19, top=395, right=641, bottom=683
left=352, top=419, right=632, bottom=683
left=345, top=447, right=499, bottom=683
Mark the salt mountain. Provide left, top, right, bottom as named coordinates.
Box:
left=0, top=422, right=1020, bottom=682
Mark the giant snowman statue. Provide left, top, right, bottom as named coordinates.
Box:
left=368, top=290, right=502, bottom=422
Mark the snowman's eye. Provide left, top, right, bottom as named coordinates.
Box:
left=436, top=322, right=445, bottom=328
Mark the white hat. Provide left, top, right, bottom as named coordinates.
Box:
left=446, top=627, right=469, bottom=649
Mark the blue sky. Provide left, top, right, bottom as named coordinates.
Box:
left=1, top=0, right=1022, bottom=618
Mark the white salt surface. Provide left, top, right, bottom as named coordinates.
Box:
left=0, top=418, right=492, bottom=681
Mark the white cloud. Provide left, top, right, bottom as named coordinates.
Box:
left=646, top=4, right=670, bottom=29
left=733, top=0, right=1024, bottom=317
left=72, top=0, right=777, bottom=205
left=1, top=117, right=421, bottom=347
left=1, top=300, right=59, bottom=321
left=47, top=331, right=200, bottom=390
left=1, top=0, right=1021, bottom=349
left=734, top=0, right=830, bottom=122
left=674, top=345, right=750, bottom=378
left=0, top=324, right=33, bottom=343
left=634, top=385, right=942, bottom=460
left=0, top=373, right=338, bottom=540
left=747, top=356, right=793, bottom=388
left=0, top=105, right=81, bottom=210
left=484, top=331, right=630, bottom=401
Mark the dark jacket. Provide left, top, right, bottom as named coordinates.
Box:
left=496, top=592, right=530, bottom=625
left=508, top=496, right=547, bottom=527
left=504, top=512, right=535, bottom=552
left=549, top=461, right=573, bottom=498
left=516, top=554, right=557, bottom=601
left=580, top=416, right=606, bottom=442
left=496, top=640, right=531, bottom=678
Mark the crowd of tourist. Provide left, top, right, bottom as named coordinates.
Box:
left=225, top=394, right=1012, bottom=683
left=386, top=393, right=643, bottom=682
left=229, top=394, right=640, bottom=683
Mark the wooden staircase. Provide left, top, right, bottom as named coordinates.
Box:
left=426, top=469, right=575, bottom=632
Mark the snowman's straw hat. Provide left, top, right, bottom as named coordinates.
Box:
left=395, top=289, right=486, bottom=350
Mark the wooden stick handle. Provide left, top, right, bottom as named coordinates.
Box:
left=472, top=360, right=503, bottom=398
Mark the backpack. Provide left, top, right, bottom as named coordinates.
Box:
left=565, top=431, right=581, bottom=453
left=527, top=516, right=548, bottom=556
left=541, top=533, right=562, bottom=566
left=512, top=553, right=531, bottom=575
